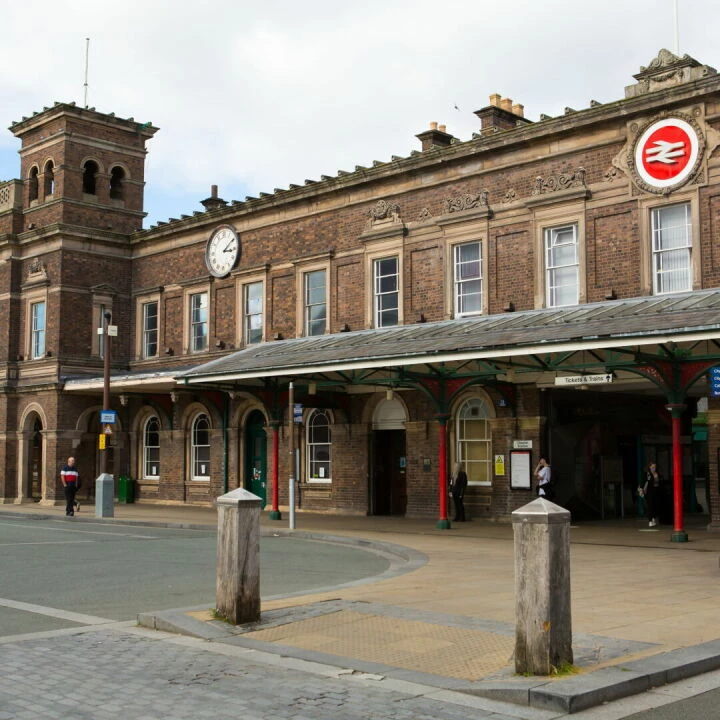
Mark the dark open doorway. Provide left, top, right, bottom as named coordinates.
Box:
left=371, top=429, right=406, bottom=515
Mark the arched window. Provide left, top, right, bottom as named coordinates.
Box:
left=109, top=166, right=125, bottom=200
left=456, top=397, right=492, bottom=486
left=143, top=416, right=160, bottom=478
left=306, top=409, right=331, bottom=483
left=82, top=160, right=99, bottom=195
left=191, top=413, right=211, bottom=480
left=29, top=167, right=39, bottom=201
left=44, top=161, right=55, bottom=197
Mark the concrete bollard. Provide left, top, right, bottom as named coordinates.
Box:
left=95, top=473, right=114, bottom=518
left=216, top=488, right=262, bottom=624
left=512, top=497, right=573, bottom=675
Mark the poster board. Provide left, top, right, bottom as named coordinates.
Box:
left=511, top=450, right=532, bottom=490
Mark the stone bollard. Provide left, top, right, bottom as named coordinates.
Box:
left=216, top=488, right=261, bottom=624
left=95, top=473, right=114, bottom=518
left=512, top=497, right=573, bottom=675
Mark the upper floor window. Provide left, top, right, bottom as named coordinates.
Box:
left=545, top=224, right=579, bottom=308
left=190, top=292, right=208, bottom=352
left=304, top=269, right=327, bottom=336
left=652, top=203, right=692, bottom=295
left=82, top=160, right=99, bottom=195
left=244, top=281, right=263, bottom=344
left=31, top=301, right=46, bottom=359
left=43, top=161, right=55, bottom=197
left=373, top=256, right=399, bottom=327
left=307, top=409, right=331, bottom=483
left=453, top=242, right=482, bottom=317
left=191, top=413, right=211, bottom=480
left=143, top=301, right=158, bottom=358
left=109, top=166, right=125, bottom=200
left=143, top=416, right=160, bottom=479
left=29, top=167, right=39, bottom=202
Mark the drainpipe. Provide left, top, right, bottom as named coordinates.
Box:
left=223, top=393, right=229, bottom=495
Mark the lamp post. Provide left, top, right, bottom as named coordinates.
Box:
left=95, top=312, right=114, bottom=517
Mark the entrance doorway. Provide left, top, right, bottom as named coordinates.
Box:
left=371, top=429, right=407, bottom=515
left=245, top=410, right=267, bottom=508
left=28, top=417, right=43, bottom=501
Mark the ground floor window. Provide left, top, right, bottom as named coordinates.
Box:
left=191, top=413, right=211, bottom=479
left=456, top=397, right=492, bottom=485
left=307, top=409, right=331, bottom=482
left=143, top=416, right=160, bottom=478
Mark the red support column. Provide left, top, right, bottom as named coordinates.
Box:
left=269, top=422, right=281, bottom=520
left=666, top=404, right=688, bottom=542
left=436, top=415, right=451, bottom=530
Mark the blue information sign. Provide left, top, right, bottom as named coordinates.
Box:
left=100, top=410, right=117, bottom=424
left=293, top=403, right=303, bottom=424
left=710, top=367, right=720, bottom=397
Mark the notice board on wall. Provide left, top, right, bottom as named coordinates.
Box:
left=511, top=450, right=532, bottom=490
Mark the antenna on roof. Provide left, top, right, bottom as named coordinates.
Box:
left=673, top=0, right=680, bottom=55
left=83, top=37, right=90, bottom=108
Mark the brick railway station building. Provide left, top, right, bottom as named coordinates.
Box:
left=2, top=49, right=720, bottom=535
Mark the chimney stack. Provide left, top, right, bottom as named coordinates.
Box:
left=416, top=121, right=454, bottom=151
left=474, top=94, right=532, bottom=135
left=200, top=184, right=228, bottom=211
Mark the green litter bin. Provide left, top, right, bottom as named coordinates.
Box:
left=118, top=475, right=135, bottom=503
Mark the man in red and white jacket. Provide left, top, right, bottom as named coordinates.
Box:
left=60, top=456, right=80, bottom=516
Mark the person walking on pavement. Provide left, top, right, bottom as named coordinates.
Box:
left=639, top=461, right=662, bottom=527
left=450, top=462, right=468, bottom=522
left=60, top=456, right=80, bottom=517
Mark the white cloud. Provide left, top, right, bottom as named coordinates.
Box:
left=1, top=0, right=718, bottom=226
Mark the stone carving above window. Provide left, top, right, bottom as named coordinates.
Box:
left=531, top=168, right=586, bottom=196
left=502, top=189, right=518, bottom=204
left=369, top=199, right=400, bottom=222
left=22, top=258, right=49, bottom=288
left=444, top=190, right=489, bottom=214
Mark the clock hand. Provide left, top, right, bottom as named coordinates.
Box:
left=223, top=242, right=235, bottom=252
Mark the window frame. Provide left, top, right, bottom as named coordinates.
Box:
left=544, top=223, right=579, bottom=308
left=304, top=268, right=327, bottom=337
left=306, top=409, right=332, bottom=483
left=453, top=241, right=483, bottom=317
left=142, top=415, right=161, bottom=479
left=189, top=290, right=209, bottom=353
left=243, top=280, right=264, bottom=345
left=455, top=396, right=493, bottom=487
left=30, top=300, right=46, bottom=360
left=651, top=202, right=693, bottom=295
left=190, top=412, right=211, bottom=481
left=373, top=255, right=400, bottom=328
left=142, top=300, right=159, bottom=359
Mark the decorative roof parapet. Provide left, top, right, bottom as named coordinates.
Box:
left=625, top=48, right=717, bottom=99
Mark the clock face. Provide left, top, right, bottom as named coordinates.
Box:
left=205, top=226, right=240, bottom=277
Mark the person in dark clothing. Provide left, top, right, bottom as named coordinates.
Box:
left=450, top=462, right=468, bottom=522
left=60, top=456, right=80, bottom=517
left=639, top=461, right=662, bottom=527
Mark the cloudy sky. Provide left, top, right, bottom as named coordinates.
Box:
left=1, top=0, right=717, bottom=228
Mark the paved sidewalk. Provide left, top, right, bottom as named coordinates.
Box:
left=3, top=501, right=720, bottom=714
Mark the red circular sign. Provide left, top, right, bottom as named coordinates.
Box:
left=634, top=118, right=699, bottom=189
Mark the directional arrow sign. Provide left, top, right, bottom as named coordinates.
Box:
left=555, top=374, right=613, bottom=386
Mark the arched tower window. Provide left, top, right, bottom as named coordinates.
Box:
left=29, top=167, right=39, bottom=202
left=306, top=409, right=332, bottom=482
left=43, top=161, right=55, bottom=197
left=142, top=416, right=161, bottom=479
left=191, top=413, right=211, bottom=480
left=82, top=160, right=99, bottom=195
left=456, top=397, right=492, bottom=486
left=109, top=166, right=125, bottom=200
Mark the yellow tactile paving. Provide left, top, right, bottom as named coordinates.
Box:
left=245, top=610, right=515, bottom=680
